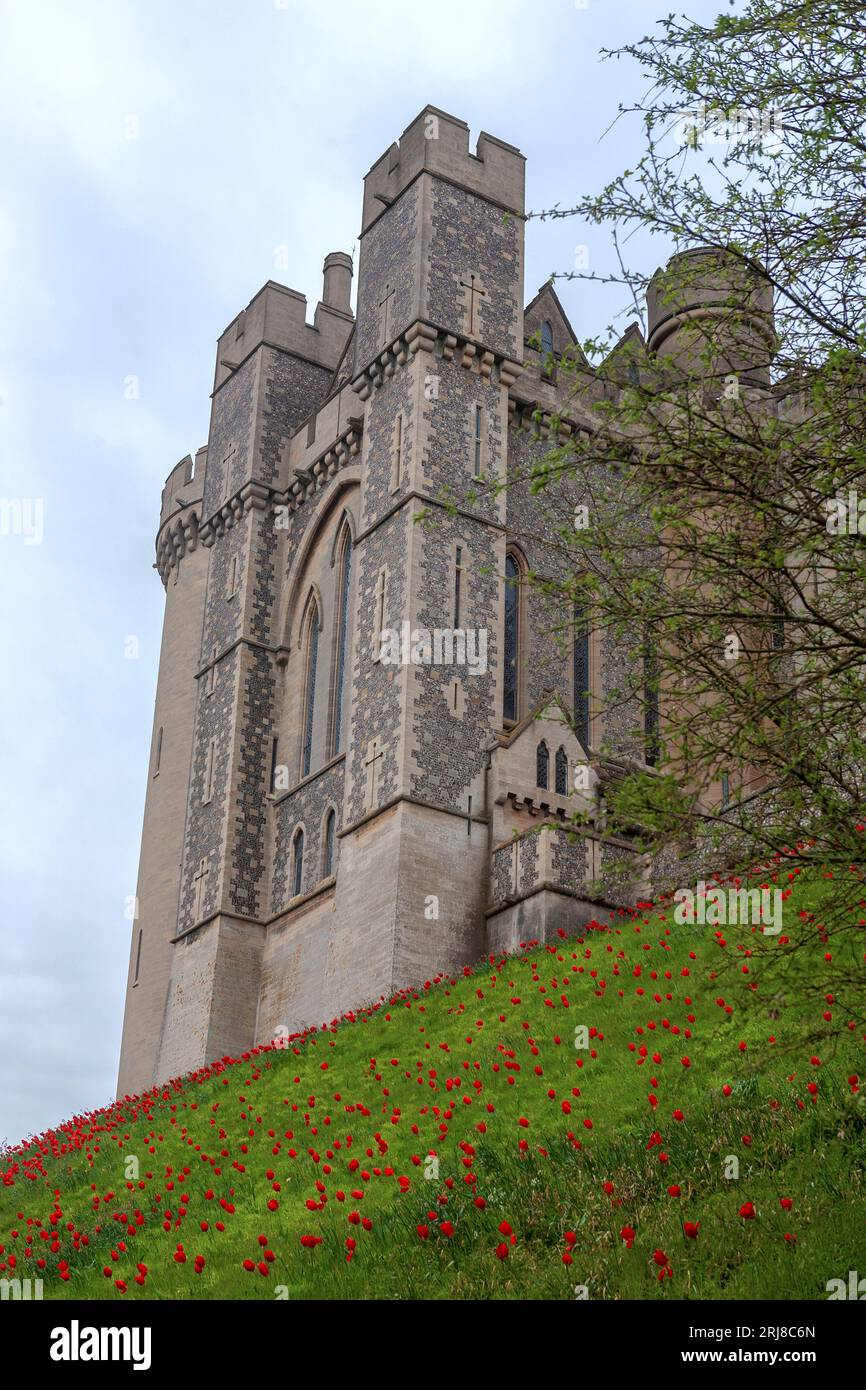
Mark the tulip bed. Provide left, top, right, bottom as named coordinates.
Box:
left=2, top=857, right=865, bottom=1300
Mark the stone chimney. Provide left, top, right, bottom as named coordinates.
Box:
left=322, top=251, right=353, bottom=315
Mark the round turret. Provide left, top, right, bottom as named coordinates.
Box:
left=117, top=447, right=210, bottom=1098
left=646, top=247, right=776, bottom=386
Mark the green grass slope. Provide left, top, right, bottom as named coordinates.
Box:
left=2, top=861, right=865, bottom=1300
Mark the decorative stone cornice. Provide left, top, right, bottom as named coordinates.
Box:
left=198, top=480, right=274, bottom=547
left=351, top=318, right=523, bottom=399
left=155, top=507, right=200, bottom=585
left=278, top=418, right=363, bottom=518
left=507, top=397, right=576, bottom=442
left=195, top=418, right=363, bottom=545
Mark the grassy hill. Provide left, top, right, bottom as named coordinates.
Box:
left=2, top=858, right=865, bottom=1300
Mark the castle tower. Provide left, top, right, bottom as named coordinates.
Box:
left=332, top=107, right=526, bottom=992
left=117, top=453, right=208, bottom=1096
left=647, top=246, right=776, bottom=386
left=151, top=270, right=355, bottom=1084
left=646, top=245, right=777, bottom=814
left=121, top=108, right=636, bottom=1095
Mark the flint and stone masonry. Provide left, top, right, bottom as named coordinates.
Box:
left=117, top=107, right=767, bottom=1096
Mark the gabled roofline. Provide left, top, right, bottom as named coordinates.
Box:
left=524, top=280, right=581, bottom=350
left=596, top=320, right=648, bottom=376
left=491, top=691, right=575, bottom=750
left=326, top=322, right=356, bottom=395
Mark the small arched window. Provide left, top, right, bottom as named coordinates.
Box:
left=292, top=828, right=305, bottom=898
left=503, top=553, right=522, bottom=723
left=555, top=747, right=568, bottom=795
left=536, top=741, right=549, bottom=789
left=540, top=320, right=554, bottom=376
left=301, top=600, right=319, bottom=778
left=332, top=530, right=353, bottom=757
left=323, top=809, right=336, bottom=878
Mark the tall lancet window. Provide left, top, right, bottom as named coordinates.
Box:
left=292, top=827, right=304, bottom=898
left=540, top=320, right=554, bottom=377
left=574, top=600, right=590, bottom=751
left=323, top=809, right=336, bottom=877
left=332, top=530, right=353, bottom=756
left=555, top=746, right=568, bottom=796
left=536, top=741, right=549, bottom=789
left=503, top=553, right=521, bottom=723
left=454, top=546, right=464, bottom=628
left=301, top=601, right=319, bottom=779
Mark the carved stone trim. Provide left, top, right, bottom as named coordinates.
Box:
left=351, top=319, right=522, bottom=399
left=196, top=420, right=363, bottom=546
left=276, top=419, right=363, bottom=519
left=155, top=508, right=200, bottom=585
left=199, top=484, right=269, bottom=547
left=507, top=397, right=576, bottom=443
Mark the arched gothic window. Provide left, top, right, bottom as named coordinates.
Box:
left=332, top=530, right=353, bottom=756
left=540, top=320, right=554, bottom=376
left=301, top=600, right=319, bottom=778
left=323, top=809, right=336, bottom=877
left=555, top=746, right=568, bottom=795
left=574, top=600, right=590, bottom=750
left=536, top=740, right=549, bottom=789
left=503, top=553, right=522, bottom=723
left=292, top=827, right=305, bottom=898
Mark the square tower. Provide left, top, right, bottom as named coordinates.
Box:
left=335, top=108, right=526, bottom=992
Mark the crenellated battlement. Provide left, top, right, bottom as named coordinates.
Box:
left=214, top=263, right=354, bottom=392
left=160, top=450, right=203, bottom=527
left=156, top=448, right=206, bottom=585
left=361, top=105, right=525, bottom=234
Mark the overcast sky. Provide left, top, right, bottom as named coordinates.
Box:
left=0, top=0, right=728, bottom=1143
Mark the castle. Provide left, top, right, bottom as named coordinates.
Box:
left=118, top=107, right=758, bottom=1096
